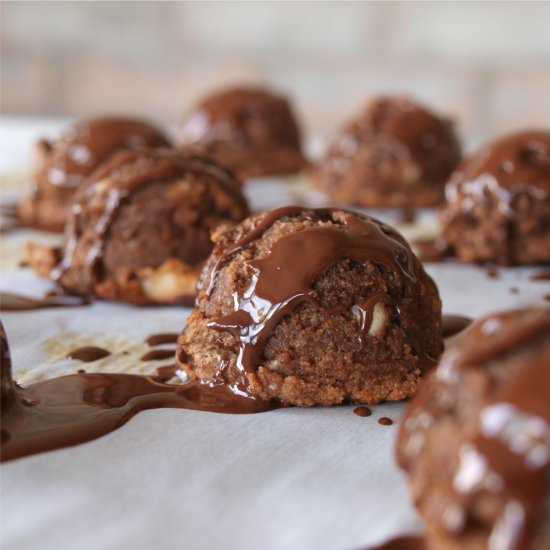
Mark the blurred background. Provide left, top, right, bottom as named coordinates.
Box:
left=1, top=0, right=550, bottom=147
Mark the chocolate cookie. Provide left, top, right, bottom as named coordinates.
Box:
left=28, top=148, right=249, bottom=305
left=177, top=206, right=442, bottom=406
left=397, top=307, right=550, bottom=550
left=313, top=96, right=461, bottom=208
left=178, top=87, right=307, bottom=179
left=441, top=130, right=550, bottom=265
left=18, top=117, right=170, bottom=232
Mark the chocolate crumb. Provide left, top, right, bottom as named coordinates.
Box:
left=378, top=417, right=393, bottom=426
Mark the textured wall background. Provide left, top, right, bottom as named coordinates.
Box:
left=1, top=1, right=549, bottom=145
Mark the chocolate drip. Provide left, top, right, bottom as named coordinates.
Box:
left=378, top=417, right=393, bottom=426
left=0, top=292, right=91, bottom=311
left=204, top=207, right=417, bottom=393
left=365, top=535, right=425, bottom=550
left=154, top=364, right=178, bottom=382
left=145, top=333, right=179, bottom=346
left=140, top=349, right=175, bottom=362
left=531, top=270, right=550, bottom=281
left=0, top=326, right=281, bottom=463
left=442, top=314, right=472, bottom=338
left=353, top=406, right=372, bottom=417
left=67, top=347, right=111, bottom=362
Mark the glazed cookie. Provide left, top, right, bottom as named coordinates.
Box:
left=28, top=148, right=249, bottom=305
left=441, top=130, right=550, bottom=265
left=177, top=206, right=442, bottom=406
left=398, top=307, right=550, bottom=550
left=313, top=96, right=461, bottom=208
left=178, top=87, right=307, bottom=179
left=18, top=117, right=170, bottom=232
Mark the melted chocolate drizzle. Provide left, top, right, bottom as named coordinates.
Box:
left=365, top=535, right=425, bottom=550
left=353, top=406, right=372, bottom=417
left=0, top=324, right=281, bottom=463
left=145, top=333, right=179, bottom=346
left=531, top=270, right=550, bottom=281
left=140, top=349, right=175, bottom=362
left=449, top=130, right=550, bottom=197
left=202, top=206, right=418, bottom=394
left=0, top=291, right=91, bottom=311
left=66, top=346, right=111, bottom=362
left=34, top=118, right=170, bottom=190
left=378, top=417, right=393, bottom=426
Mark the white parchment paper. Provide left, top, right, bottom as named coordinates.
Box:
left=1, top=138, right=549, bottom=550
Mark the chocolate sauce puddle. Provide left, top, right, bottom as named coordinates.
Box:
left=67, top=346, right=111, bottom=362
left=442, top=314, right=473, bottom=338
left=145, top=333, right=179, bottom=346
left=531, top=270, right=550, bottom=281
left=0, top=325, right=281, bottom=463
left=353, top=406, right=372, bottom=417
left=140, top=349, right=175, bottom=362
left=0, top=291, right=91, bottom=311
left=365, top=535, right=425, bottom=550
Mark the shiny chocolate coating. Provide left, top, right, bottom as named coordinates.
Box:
left=179, top=206, right=442, bottom=406
left=398, top=307, right=550, bottom=550
left=179, top=87, right=307, bottom=179
left=314, top=96, right=462, bottom=208
left=447, top=130, right=550, bottom=195
left=52, top=147, right=249, bottom=304
left=442, top=130, right=550, bottom=265
left=18, top=117, right=171, bottom=232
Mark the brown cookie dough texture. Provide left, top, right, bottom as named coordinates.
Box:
left=397, top=307, right=550, bottom=550
left=177, top=206, right=442, bottom=406
left=178, top=87, right=307, bottom=180
left=441, top=130, right=550, bottom=265
left=313, top=96, right=462, bottom=208
left=18, top=117, right=171, bottom=232
left=28, top=148, right=249, bottom=305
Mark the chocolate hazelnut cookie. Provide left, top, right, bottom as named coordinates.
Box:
left=178, top=87, right=307, bottom=180
left=398, top=307, right=550, bottom=550
left=177, top=206, right=442, bottom=406
left=28, top=148, right=249, bottom=305
left=313, top=96, right=461, bottom=208
left=18, top=117, right=170, bottom=232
